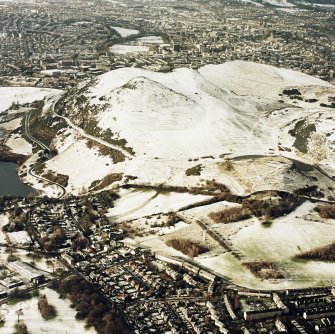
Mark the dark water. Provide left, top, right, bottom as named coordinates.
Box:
left=0, top=161, right=35, bottom=196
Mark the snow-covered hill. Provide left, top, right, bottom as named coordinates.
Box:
left=58, top=61, right=334, bottom=158
left=199, top=60, right=332, bottom=98
left=60, top=63, right=287, bottom=159
left=43, top=61, right=335, bottom=193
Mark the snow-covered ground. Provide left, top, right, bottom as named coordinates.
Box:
left=0, top=118, right=22, bottom=131
left=0, top=247, right=59, bottom=273
left=312, top=3, right=335, bottom=8
left=41, top=60, right=334, bottom=195
left=177, top=200, right=335, bottom=290
left=123, top=200, right=335, bottom=290
left=180, top=201, right=244, bottom=227
left=5, top=134, right=32, bottom=155
left=196, top=252, right=264, bottom=288
left=227, top=201, right=335, bottom=289
left=110, top=26, right=139, bottom=37
left=0, top=87, right=61, bottom=113
left=274, top=105, right=335, bottom=170
left=45, top=139, right=115, bottom=193
left=232, top=202, right=334, bottom=261
left=89, top=66, right=280, bottom=159
left=108, top=188, right=210, bottom=222
left=199, top=61, right=332, bottom=99
left=262, top=0, right=295, bottom=7
left=7, top=231, right=31, bottom=245
left=1, top=288, right=97, bottom=334
left=137, top=237, right=188, bottom=258
left=79, top=62, right=332, bottom=163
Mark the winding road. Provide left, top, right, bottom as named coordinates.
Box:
left=24, top=110, right=49, bottom=151
left=51, top=100, right=134, bottom=159
left=24, top=110, right=66, bottom=199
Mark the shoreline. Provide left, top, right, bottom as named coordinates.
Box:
left=0, top=144, right=27, bottom=164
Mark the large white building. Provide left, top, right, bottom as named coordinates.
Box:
left=6, top=261, right=45, bottom=284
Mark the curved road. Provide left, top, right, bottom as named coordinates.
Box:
left=24, top=110, right=66, bottom=199
left=24, top=110, right=49, bottom=151
left=51, top=100, right=134, bottom=159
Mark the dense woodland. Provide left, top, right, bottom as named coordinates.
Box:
left=296, top=242, right=335, bottom=261
left=242, top=193, right=305, bottom=220
left=209, top=206, right=252, bottom=224
left=55, top=275, right=132, bottom=334
left=243, top=261, right=284, bottom=280
left=315, top=204, right=335, bottom=219
left=38, top=294, right=57, bottom=319
left=166, top=238, right=209, bottom=258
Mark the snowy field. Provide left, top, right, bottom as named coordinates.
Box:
left=0, top=118, right=22, bottom=131
left=109, top=35, right=163, bottom=54
left=108, top=188, right=210, bottom=222
left=232, top=202, right=335, bottom=261
left=45, top=139, right=116, bottom=193
left=199, top=61, right=332, bottom=99
left=180, top=201, right=245, bottom=229
left=7, top=231, right=31, bottom=245
left=0, top=87, right=60, bottom=113
left=312, top=3, right=335, bottom=8
left=180, top=201, right=335, bottom=290
left=110, top=26, right=139, bottom=37
left=1, top=288, right=97, bottom=334
left=123, top=200, right=335, bottom=290
left=5, top=134, right=32, bottom=155
left=227, top=201, right=335, bottom=289
left=262, top=0, right=295, bottom=7
left=86, top=62, right=333, bottom=162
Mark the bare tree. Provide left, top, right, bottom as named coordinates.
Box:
left=16, top=308, right=23, bottom=322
